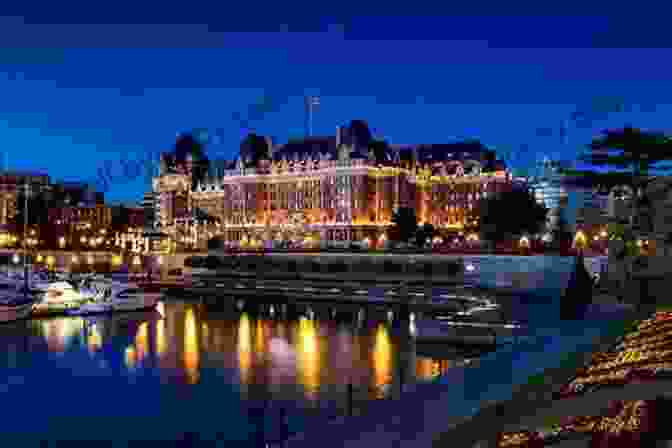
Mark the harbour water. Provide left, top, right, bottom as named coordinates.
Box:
left=0, top=296, right=465, bottom=446
left=0, top=254, right=580, bottom=446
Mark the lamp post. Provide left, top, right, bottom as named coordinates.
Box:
left=22, top=182, right=29, bottom=296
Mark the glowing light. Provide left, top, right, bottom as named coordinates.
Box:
left=255, top=320, right=265, bottom=355
left=87, top=323, right=102, bottom=354
left=573, top=230, right=587, bottom=249
left=124, top=346, right=137, bottom=369
left=46, top=255, right=54, bottom=266
left=132, top=256, right=141, bottom=266
left=72, top=255, right=78, bottom=263
left=12, top=254, right=19, bottom=264
left=111, top=255, right=122, bottom=265
left=519, top=236, right=530, bottom=247
left=297, top=317, right=320, bottom=399
left=135, top=322, right=148, bottom=363
left=466, top=263, right=476, bottom=272
left=183, top=308, right=200, bottom=384
left=238, top=313, right=252, bottom=385
left=372, top=324, right=392, bottom=395
left=36, top=254, right=43, bottom=262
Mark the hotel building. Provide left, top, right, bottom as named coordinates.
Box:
left=528, top=158, right=570, bottom=232
left=153, top=121, right=515, bottom=249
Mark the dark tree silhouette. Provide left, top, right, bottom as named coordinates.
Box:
left=391, top=207, right=418, bottom=243
left=369, top=140, right=390, bottom=165
left=581, top=125, right=672, bottom=179
left=240, top=133, right=271, bottom=168
left=173, top=131, right=210, bottom=190
left=551, top=205, right=573, bottom=253
left=415, top=223, right=436, bottom=247
left=479, top=188, right=548, bottom=245
left=562, top=125, right=672, bottom=231
left=11, top=190, right=49, bottom=231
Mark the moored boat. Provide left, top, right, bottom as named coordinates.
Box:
left=30, top=281, right=92, bottom=317
left=110, top=285, right=161, bottom=312
left=0, top=295, right=37, bottom=323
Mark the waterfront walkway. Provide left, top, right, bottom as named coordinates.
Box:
left=286, top=298, right=638, bottom=448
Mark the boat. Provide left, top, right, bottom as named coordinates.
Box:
left=87, top=281, right=162, bottom=313
left=110, top=284, right=161, bottom=312
left=0, top=294, right=37, bottom=323
left=31, top=281, right=93, bottom=317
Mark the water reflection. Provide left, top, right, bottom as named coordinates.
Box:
left=20, top=300, right=462, bottom=409
left=238, top=313, right=252, bottom=385
left=41, top=318, right=84, bottom=352
left=87, top=323, right=102, bottom=354
left=183, top=308, right=200, bottom=384
left=125, top=346, right=137, bottom=369
left=156, top=317, right=167, bottom=359
left=372, top=324, right=392, bottom=394
left=296, top=317, right=320, bottom=399
left=415, top=358, right=452, bottom=381
left=135, top=323, right=149, bottom=363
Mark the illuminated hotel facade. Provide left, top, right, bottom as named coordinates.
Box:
left=153, top=121, right=515, bottom=249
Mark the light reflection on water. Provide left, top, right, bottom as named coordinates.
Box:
left=19, top=301, right=460, bottom=394
left=0, top=298, right=465, bottom=445
left=183, top=308, right=200, bottom=384
left=297, top=317, right=320, bottom=400
left=372, top=324, right=392, bottom=396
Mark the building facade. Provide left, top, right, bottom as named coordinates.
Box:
left=153, top=122, right=516, bottom=249
left=0, top=171, right=51, bottom=228
left=141, top=191, right=159, bottom=229
left=528, top=158, right=570, bottom=232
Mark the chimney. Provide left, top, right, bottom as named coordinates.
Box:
left=336, top=126, right=341, bottom=147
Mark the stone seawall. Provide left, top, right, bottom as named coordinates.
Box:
left=197, top=252, right=468, bottom=285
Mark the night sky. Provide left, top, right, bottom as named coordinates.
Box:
left=1, top=3, right=672, bottom=204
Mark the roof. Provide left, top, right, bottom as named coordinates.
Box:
left=272, top=137, right=338, bottom=162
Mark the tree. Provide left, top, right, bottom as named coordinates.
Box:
left=581, top=125, right=672, bottom=179
left=240, top=133, right=271, bottom=168
left=11, top=189, right=49, bottom=234
left=565, top=125, right=672, bottom=232
left=478, top=188, right=548, bottom=245
left=369, top=140, right=390, bottom=164
left=415, top=223, right=436, bottom=248
left=551, top=205, right=573, bottom=253
left=391, top=207, right=418, bottom=243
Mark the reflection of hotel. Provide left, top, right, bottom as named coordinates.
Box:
left=153, top=122, right=515, bottom=249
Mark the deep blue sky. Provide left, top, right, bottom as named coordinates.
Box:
left=1, top=3, right=672, bottom=204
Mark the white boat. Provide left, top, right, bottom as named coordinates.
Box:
left=31, top=281, right=94, bottom=316
left=89, top=281, right=162, bottom=313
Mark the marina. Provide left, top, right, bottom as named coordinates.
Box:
left=0, top=294, right=478, bottom=447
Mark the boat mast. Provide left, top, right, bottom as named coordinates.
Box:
left=23, top=181, right=29, bottom=296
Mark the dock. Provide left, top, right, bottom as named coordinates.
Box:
left=163, top=270, right=496, bottom=316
